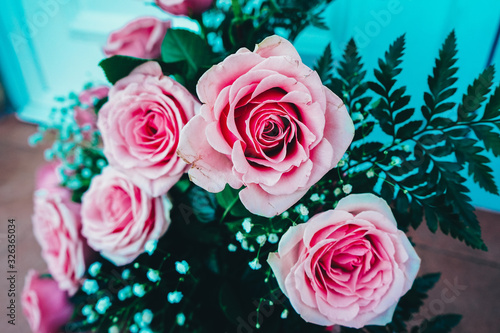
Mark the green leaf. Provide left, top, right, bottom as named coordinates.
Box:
left=392, top=273, right=441, bottom=331
left=457, top=66, right=495, bottom=121
left=472, top=124, right=500, bottom=157
left=397, top=120, right=423, bottom=138
left=336, top=39, right=367, bottom=92
left=451, top=136, right=499, bottom=194
left=441, top=179, right=487, bottom=250
left=425, top=31, right=459, bottom=123
left=350, top=142, right=384, bottom=160
left=394, top=108, right=414, bottom=123
left=93, top=96, right=108, bottom=114
left=98, top=56, right=181, bottom=84
left=161, top=29, right=213, bottom=78
left=424, top=206, right=438, bottom=232
left=215, top=184, right=249, bottom=218
left=313, top=44, right=333, bottom=85
left=353, top=121, right=376, bottom=141
left=483, top=83, right=500, bottom=120
left=310, top=12, right=329, bottom=30
left=418, top=314, right=462, bottom=333
left=430, top=117, right=453, bottom=127
left=99, top=56, right=149, bottom=84
left=368, top=35, right=409, bottom=137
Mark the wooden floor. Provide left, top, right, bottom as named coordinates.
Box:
left=0, top=114, right=499, bottom=332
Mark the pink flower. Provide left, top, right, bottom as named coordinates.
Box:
left=177, top=35, right=354, bottom=217
left=74, top=85, right=110, bottom=131
left=103, top=17, right=171, bottom=59
left=35, top=162, right=62, bottom=191
left=98, top=61, right=199, bottom=197
left=22, top=270, right=73, bottom=333
left=155, top=0, right=213, bottom=16
left=78, top=85, right=110, bottom=106
left=32, top=165, right=92, bottom=295
left=81, top=166, right=172, bottom=266
left=267, top=194, right=421, bottom=328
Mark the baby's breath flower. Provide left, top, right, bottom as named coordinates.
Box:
left=249, top=258, right=262, bottom=270
left=95, top=296, right=111, bottom=314
left=88, top=262, right=102, bottom=277
left=81, top=168, right=92, bottom=178
left=228, top=244, right=238, bottom=252
left=342, top=184, right=353, bottom=194
left=82, top=279, right=99, bottom=295
left=167, top=291, right=183, bottom=304
left=310, top=193, right=320, bottom=202
left=256, top=235, right=267, bottom=245
left=109, top=325, right=120, bottom=333
left=366, top=169, right=375, bottom=178
left=133, top=284, right=146, bottom=297
left=391, top=156, right=402, bottom=166
left=147, top=269, right=161, bottom=283
left=118, top=286, right=133, bottom=301
left=297, top=204, right=309, bottom=216
left=177, top=313, right=186, bottom=326
left=87, top=311, right=98, bottom=324
left=281, top=309, right=289, bottom=319
left=96, top=159, right=107, bottom=169
left=122, top=269, right=131, bottom=280
left=268, top=233, right=279, bottom=244
left=82, top=304, right=93, bottom=316
left=175, top=260, right=190, bottom=275
left=242, top=218, right=253, bottom=233
left=144, top=239, right=158, bottom=255
left=142, top=309, right=153, bottom=325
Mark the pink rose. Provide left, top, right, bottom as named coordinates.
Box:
left=267, top=194, right=421, bottom=328
left=22, top=270, right=73, bottom=333
left=81, top=166, right=172, bottom=266
left=155, top=0, right=213, bottom=16
left=78, top=85, right=110, bottom=106
left=103, top=17, right=171, bottom=59
left=74, top=85, right=110, bottom=131
left=33, top=165, right=92, bottom=295
left=98, top=61, right=199, bottom=196
left=177, top=35, right=354, bottom=217
left=35, top=162, right=62, bottom=191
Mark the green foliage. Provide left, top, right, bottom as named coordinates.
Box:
left=422, top=31, right=458, bottom=124
left=99, top=56, right=149, bottom=84
left=313, top=43, right=334, bottom=85
left=99, top=55, right=181, bottom=85
left=368, top=35, right=418, bottom=138
left=161, top=29, right=214, bottom=79
left=327, top=30, right=500, bottom=250
left=216, top=184, right=250, bottom=218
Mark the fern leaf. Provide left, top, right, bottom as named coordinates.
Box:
left=313, top=44, right=333, bottom=85
left=457, top=66, right=495, bottom=121
left=423, top=31, right=459, bottom=122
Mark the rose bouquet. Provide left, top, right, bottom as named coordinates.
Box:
left=24, top=0, right=500, bottom=332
